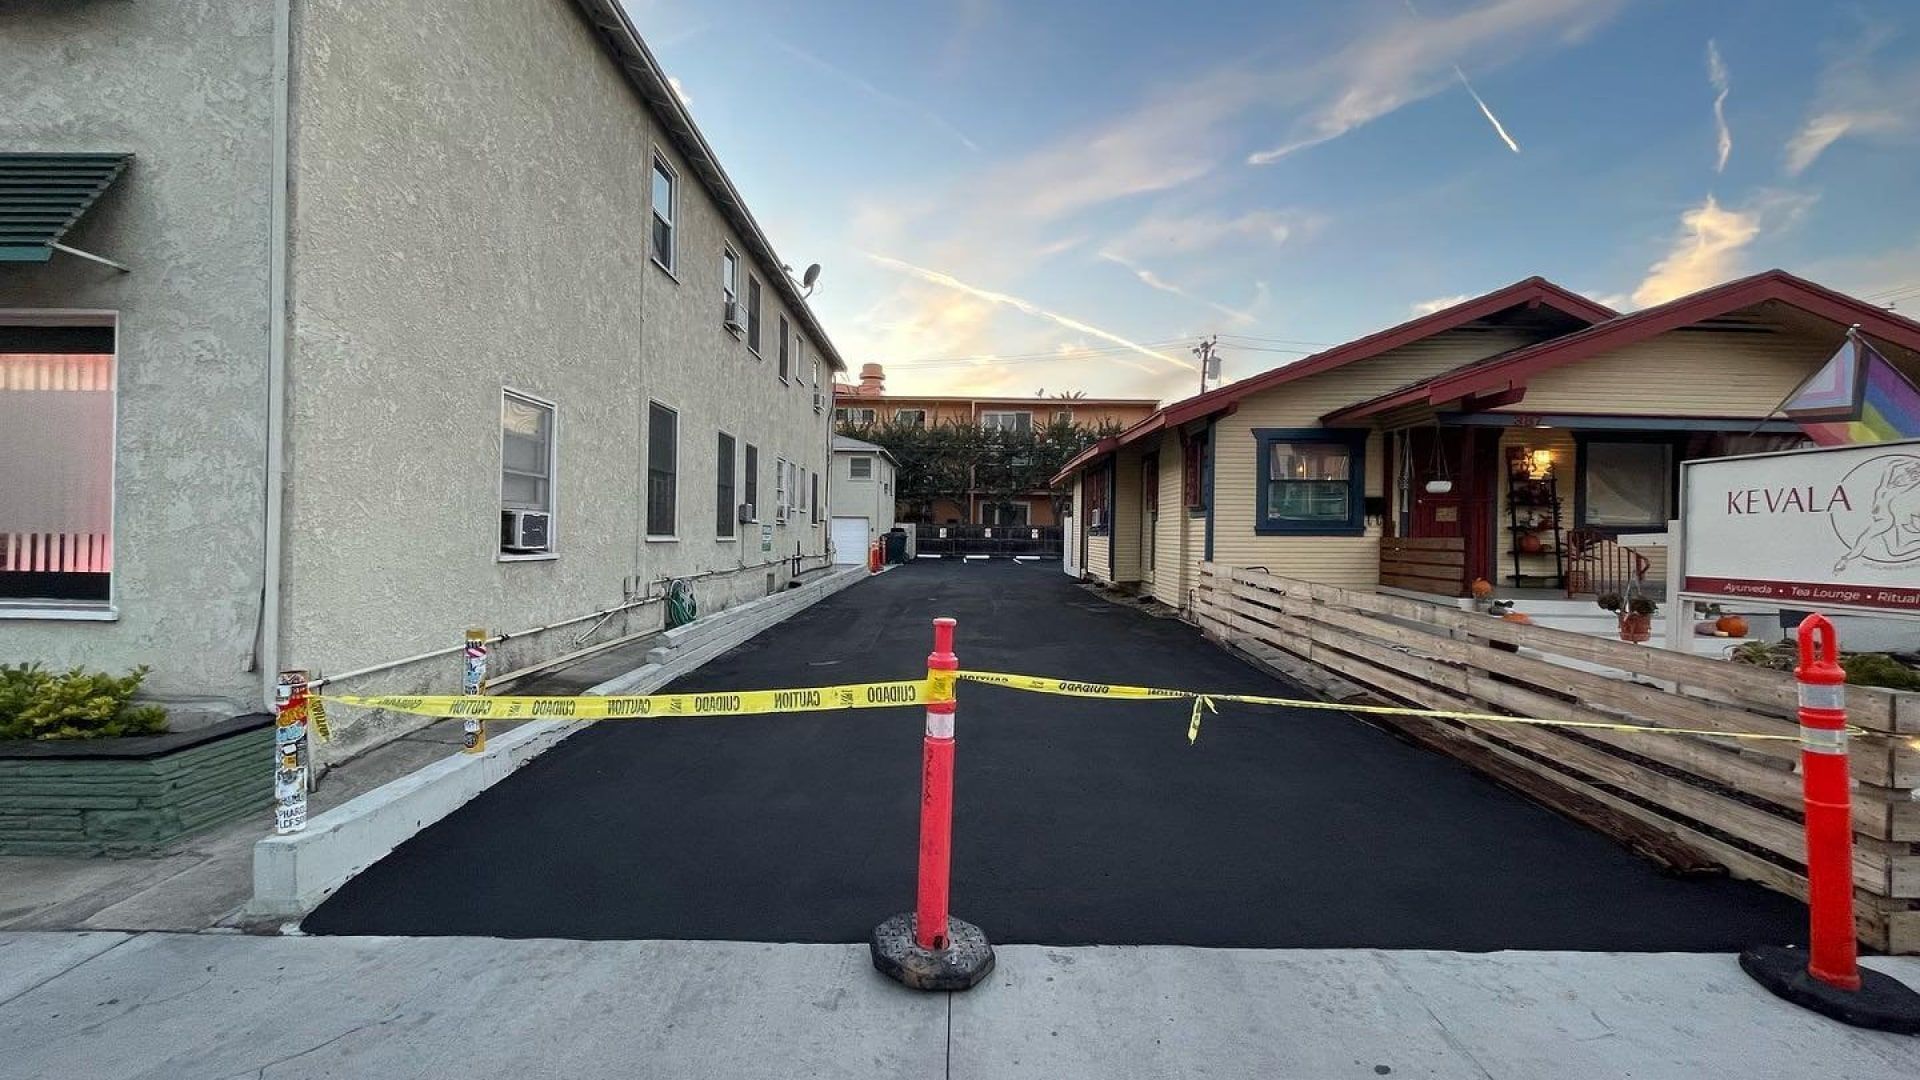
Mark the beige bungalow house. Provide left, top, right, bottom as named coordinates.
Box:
left=1053, top=271, right=1920, bottom=615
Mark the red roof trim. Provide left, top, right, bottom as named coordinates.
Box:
left=1422, top=269, right=1920, bottom=405
left=1051, top=276, right=1612, bottom=480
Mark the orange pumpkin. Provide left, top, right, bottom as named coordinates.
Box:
left=1471, top=578, right=1494, bottom=599
left=1502, top=611, right=1534, bottom=625
left=1715, top=614, right=1749, bottom=638
left=1517, top=532, right=1545, bottom=555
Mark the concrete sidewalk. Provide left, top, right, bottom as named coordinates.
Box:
left=3, top=932, right=1915, bottom=1079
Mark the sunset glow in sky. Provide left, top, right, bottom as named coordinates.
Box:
left=628, top=0, right=1920, bottom=401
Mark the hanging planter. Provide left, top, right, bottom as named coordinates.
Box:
left=1424, top=479, right=1453, bottom=494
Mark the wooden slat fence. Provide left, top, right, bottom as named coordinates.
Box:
left=1379, top=536, right=1467, bottom=597
left=1195, top=562, right=1920, bottom=953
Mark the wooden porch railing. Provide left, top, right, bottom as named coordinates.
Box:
left=1379, top=536, right=1468, bottom=597
left=1194, top=562, right=1920, bottom=953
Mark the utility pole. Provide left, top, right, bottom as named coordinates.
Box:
left=1193, top=335, right=1220, bottom=395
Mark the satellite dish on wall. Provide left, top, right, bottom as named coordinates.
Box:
left=801, top=263, right=821, bottom=297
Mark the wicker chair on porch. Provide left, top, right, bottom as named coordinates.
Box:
left=1564, top=528, right=1650, bottom=598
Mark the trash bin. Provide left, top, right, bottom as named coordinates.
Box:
left=886, top=527, right=909, bottom=564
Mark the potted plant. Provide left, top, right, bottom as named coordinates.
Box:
left=1596, top=590, right=1658, bottom=643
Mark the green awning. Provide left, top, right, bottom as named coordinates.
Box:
left=0, top=153, right=132, bottom=263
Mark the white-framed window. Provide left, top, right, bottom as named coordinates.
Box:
left=646, top=401, right=678, bottom=539
left=0, top=316, right=119, bottom=613
left=650, top=155, right=677, bottom=273
left=501, top=389, right=557, bottom=558
left=1052, top=408, right=1073, bottom=425
left=774, top=456, right=789, bottom=522
left=849, top=456, right=873, bottom=480
left=893, top=408, right=926, bottom=428
left=842, top=407, right=876, bottom=426
left=721, top=248, right=740, bottom=327
left=981, top=410, right=1032, bottom=433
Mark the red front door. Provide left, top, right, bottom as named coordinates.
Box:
left=1406, top=428, right=1495, bottom=584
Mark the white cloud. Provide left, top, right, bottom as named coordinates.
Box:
left=1248, top=0, right=1621, bottom=165
left=1783, top=25, right=1917, bottom=176
left=865, top=253, right=1193, bottom=371
left=1411, top=294, right=1472, bottom=316
left=764, top=35, right=979, bottom=152
left=1628, top=192, right=1814, bottom=308
left=668, top=75, right=692, bottom=106
left=1707, top=40, right=1731, bottom=172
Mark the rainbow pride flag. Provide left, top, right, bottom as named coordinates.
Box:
left=1785, top=331, right=1920, bottom=445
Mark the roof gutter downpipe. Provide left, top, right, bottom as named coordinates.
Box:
left=258, top=0, right=293, bottom=709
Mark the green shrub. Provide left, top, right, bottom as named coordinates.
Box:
left=1726, top=641, right=1920, bottom=692
left=0, top=663, right=169, bottom=741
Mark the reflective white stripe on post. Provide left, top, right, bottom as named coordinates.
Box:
left=1798, top=682, right=1845, bottom=710
left=926, top=709, right=954, bottom=739
left=1800, top=725, right=1848, bottom=755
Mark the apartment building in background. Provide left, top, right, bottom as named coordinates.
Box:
left=0, top=0, right=841, bottom=755
left=834, top=363, right=1157, bottom=526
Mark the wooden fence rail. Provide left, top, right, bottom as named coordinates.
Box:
left=1379, top=536, right=1467, bottom=597
left=1194, top=562, right=1920, bottom=954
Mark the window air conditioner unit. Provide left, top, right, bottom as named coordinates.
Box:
left=738, top=502, right=755, bottom=524
left=501, top=509, right=551, bottom=552
left=1089, top=508, right=1104, bottom=530
left=722, top=300, right=746, bottom=335
left=812, top=388, right=824, bottom=412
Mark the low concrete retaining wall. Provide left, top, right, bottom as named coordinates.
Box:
left=249, top=565, right=869, bottom=919
left=0, top=715, right=273, bottom=856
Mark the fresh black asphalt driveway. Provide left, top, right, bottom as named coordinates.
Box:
left=305, top=559, right=1805, bottom=950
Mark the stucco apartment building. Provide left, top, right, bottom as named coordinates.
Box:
left=834, top=362, right=1156, bottom=526
left=1055, top=271, right=1920, bottom=618
left=1, top=0, right=841, bottom=752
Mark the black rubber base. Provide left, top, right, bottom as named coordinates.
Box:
left=871, top=913, right=995, bottom=991
left=1740, top=945, right=1920, bottom=1035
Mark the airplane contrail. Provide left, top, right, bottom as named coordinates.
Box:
left=866, top=253, right=1194, bottom=371
left=1453, top=65, right=1521, bottom=153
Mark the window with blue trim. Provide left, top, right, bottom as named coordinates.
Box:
left=1253, top=428, right=1366, bottom=535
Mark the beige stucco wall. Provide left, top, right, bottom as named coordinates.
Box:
left=831, top=450, right=895, bottom=534
left=280, top=0, right=834, bottom=752
left=0, top=1, right=277, bottom=714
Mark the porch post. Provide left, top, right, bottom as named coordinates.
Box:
left=1662, top=516, right=1693, bottom=653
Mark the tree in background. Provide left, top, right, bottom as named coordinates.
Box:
left=840, top=415, right=1118, bottom=524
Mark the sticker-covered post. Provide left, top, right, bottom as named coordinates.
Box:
left=272, top=670, right=311, bottom=834
left=1740, top=614, right=1920, bottom=1033
left=870, top=617, right=994, bottom=991
left=462, top=628, right=488, bottom=753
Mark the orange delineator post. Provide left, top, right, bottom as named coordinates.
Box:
left=1794, top=614, right=1859, bottom=991
left=916, top=617, right=958, bottom=951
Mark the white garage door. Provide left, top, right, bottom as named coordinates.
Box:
left=831, top=516, right=870, bottom=565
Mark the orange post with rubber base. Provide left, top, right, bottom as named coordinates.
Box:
left=870, top=617, right=995, bottom=991
left=1740, top=614, right=1920, bottom=1034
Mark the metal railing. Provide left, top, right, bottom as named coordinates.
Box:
left=913, top=523, right=1062, bottom=558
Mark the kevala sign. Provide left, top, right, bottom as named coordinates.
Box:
left=1680, top=439, right=1920, bottom=616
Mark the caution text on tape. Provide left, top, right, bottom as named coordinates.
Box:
left=318, top=678, right=929, bottom=728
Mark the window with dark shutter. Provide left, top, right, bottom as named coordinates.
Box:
left=646, top=402, right=677, bottom=538
left=778, top=315, right=791, bottom=380
left=744, top=444, right=759, bottom=521
left=811, top=473, right=820, bottom=523
left=747, top=277, right=762, bottom=354
left=716, top=432, right=736, bottom=538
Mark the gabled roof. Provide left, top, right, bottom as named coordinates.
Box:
left=832, top=434, right=897, bottom=464
left=1050, top=277, right=1613, bottom=483
left=1324, top=269, right=1920, bottom=424
left=570, top=0, right=844, bottom=372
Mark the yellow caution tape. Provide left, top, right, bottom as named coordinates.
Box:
left=316, top=679, right=929, bottom=728
left=954, top=670, right=1833, bottom=746
left=308, top=695, right=331, bottom=742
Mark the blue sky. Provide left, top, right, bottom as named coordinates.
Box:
left=626, top=0, right=1920, bottom=400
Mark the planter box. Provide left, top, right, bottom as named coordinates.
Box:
left=0, top=713, right=272, bottom=856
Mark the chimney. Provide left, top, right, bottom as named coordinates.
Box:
left=857, top=362, right=886, bottom=396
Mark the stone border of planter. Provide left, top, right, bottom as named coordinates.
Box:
left=0, top=714, right=273, bottom=856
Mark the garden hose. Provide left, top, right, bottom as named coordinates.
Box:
left=664, top=577, right=698, bottom=630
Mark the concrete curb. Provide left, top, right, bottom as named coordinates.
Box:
left=247, top=567, right=869, bottom=920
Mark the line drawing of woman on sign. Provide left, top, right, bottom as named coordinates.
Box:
left=1834, top=457, right=1920, bottom=572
